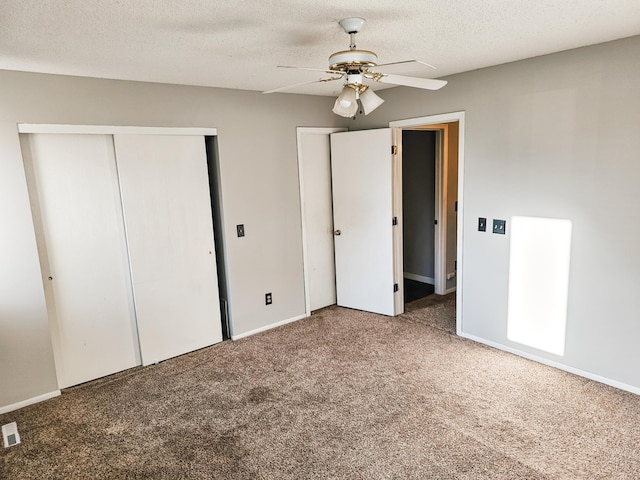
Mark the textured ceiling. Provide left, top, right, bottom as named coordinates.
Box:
left=1, top=0, right=639, bottom=96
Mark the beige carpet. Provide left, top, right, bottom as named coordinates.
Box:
left=2, top=294, right=640, bottom=479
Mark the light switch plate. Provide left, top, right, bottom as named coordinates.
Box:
left=478, top=217, right=487, bottom=232
left=493, top=219, right=506, bottom=235
left=237, top=224, right=245, bottom=237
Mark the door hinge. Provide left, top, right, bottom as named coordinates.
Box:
left=392, top=216, right=398, bottom=226
left=393, top=283, right=399, bottom=292
left=434, top=219, right=438, bottom=225
left=391, top=145, right=398, bottom=155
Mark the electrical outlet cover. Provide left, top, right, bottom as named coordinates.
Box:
left=2, top=422, right=21, bottom=448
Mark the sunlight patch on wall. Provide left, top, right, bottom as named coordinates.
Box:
left=507, top=216, right=572, bottom=356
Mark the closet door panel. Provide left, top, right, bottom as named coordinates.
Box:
left=24, top=134, right=140, bottom=388
left=114, top=135, right=222, bottom=365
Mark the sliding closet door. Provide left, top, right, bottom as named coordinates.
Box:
left=23, top=134, right=140, bottom=388
left=114, top=135, right=223, bottom=366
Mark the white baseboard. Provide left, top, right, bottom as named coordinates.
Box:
left=403, top=273, right=435, bottom=285
left=0, top=390, right=61, bottom=415
left=231, top=314, right=308, bottom=341
left=458, top=332, right=640, bottom=396
left=445, top=286, right=457, bottom=294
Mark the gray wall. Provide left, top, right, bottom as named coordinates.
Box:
left=353, top=35, right=640, bottom=390
left=402, top=130, right=436, bottom=280
left=3, top=34, right=640, bottom=410
left=0, top=70, right=343, bottom=409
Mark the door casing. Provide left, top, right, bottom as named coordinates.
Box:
left=390, top=112, right=465, bottom=333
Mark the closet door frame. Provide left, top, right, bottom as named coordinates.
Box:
left=19, top=124, right=219, bottom=385
left=18, top=125, right=217, bottom=136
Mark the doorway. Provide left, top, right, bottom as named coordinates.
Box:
left=298, top=111, right=464, bottom=333
left=400, top=122, right=460, bottom=303
left=297, top=127, right=347, bottom=314
left=391, top=112, right=464, bottom=334
left=402, top=130, right=437, bottom=303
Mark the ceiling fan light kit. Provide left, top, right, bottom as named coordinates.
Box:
left=332, top=86, right=358, bottom=117
left=331, top=83, right=385, bottom=118
left=359, top=87, right=385, bottom=115
left=265, top=17, right=447, bottom=117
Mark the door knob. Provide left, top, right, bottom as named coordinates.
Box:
left=334, top=230, right=341, bottom=236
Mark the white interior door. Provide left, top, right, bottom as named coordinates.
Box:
left=298, top=130, right=339, bottom=311
left=330, top=129, right=401, bottom=316
left=23, top=134, right=140, bottom=388
left=114, top=135, right=222, bottom=366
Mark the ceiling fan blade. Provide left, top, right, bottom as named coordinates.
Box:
left=375, top=74, right=447, bottom=90
left=277, top=65, right=344, bottom=75
left=263, top=76, right=343, bottom=94
left=373, top=60, right=436, bottom=70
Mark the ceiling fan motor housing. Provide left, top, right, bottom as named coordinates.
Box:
left=328, top=50, right=378, bottom=72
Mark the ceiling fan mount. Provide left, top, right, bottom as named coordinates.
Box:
left=329, top=18, right=377, bottom=74
left=338, top=17, right=366, bottom=35
left=263, top=17, right=447, bottom=117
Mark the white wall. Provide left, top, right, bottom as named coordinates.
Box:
left=0, top=70, right=344, bottom=409
left=353, top=36, right=640, bottom=390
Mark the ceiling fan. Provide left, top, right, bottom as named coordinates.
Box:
left=263, top=17, right=447, bottom=117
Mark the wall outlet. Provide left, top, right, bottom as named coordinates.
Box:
left=265, top=293, right=272, bottom=305
left=236, top=224, right=245, bottom=237
left=2, top=422, right=21, bottom=448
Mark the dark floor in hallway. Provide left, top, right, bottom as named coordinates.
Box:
left=404, top=278, right=434, bottom=303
